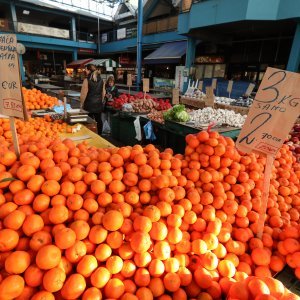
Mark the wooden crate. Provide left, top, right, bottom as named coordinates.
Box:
left=180, top=97, right=206, bottom=109
left=215, top=103, right=249, bottom=115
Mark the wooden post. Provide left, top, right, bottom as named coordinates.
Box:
left=9, top=117, right=20, bottom=158
left=63, top=96, right=67, bottom=120
left=257, top=155, right=274, bottom=239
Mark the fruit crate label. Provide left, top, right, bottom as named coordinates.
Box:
left=0, top=34, right=25, bottom=119
left=236, top=67, right=300, bottom=157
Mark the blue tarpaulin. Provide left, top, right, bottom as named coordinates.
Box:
left=144, top=41, right=187, bottom=64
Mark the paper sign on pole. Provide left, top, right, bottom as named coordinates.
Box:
left=205, top=86, right=215, bottom=107
left=0, top=34, right=26, bottom=119
left=127, top=74, right=132, bottom=87
left=212, top=78, right=217, bottom=90
left=143, top=78, right=150, bottom=93
left=245, top=83, right=255, bottom=97
left=227, top=80, right=233, bottom=93
left=198, top=81, right=203, bottom=91
left=236, top=67, right=300, bottom=238
left=236, top=68, right=300, bottom=156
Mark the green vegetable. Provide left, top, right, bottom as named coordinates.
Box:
left=163, top=109, right=173, bottom=121
left=174, top=110, right=190, bottom=122
left=172, top=104, right=185, bottom=113
left=163, top=105, right=190, bottom=122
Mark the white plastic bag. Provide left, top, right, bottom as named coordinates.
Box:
left=102, top=120, right=111, bottom=135
left=134, top=116, right=142, bottom=141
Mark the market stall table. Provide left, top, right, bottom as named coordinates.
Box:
left=35, top=84, right=62, bottom=91
left=60, top=125, right=114, bottom=149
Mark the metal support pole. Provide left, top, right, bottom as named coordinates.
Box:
left=287, top=22, right=300, bottom=72
left=10, top=2, right=18, bottom=32
left=137, top=0, right=143, bottom=91
left=71, top=16, right=76, bottom=41
left=97, top=16, right=100, bottom=55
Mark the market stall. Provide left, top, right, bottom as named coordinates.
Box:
left=0, top=66, right=300, bottom=300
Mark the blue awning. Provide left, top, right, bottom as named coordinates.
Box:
left=144, top=41, right=187, bottom=64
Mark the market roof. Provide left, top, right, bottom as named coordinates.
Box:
left=20, top=0, right=120, bottom=21
left=144, top=41, right=187, bottom=64
left=86, top=59, right=121, bottom=68
left=67, top=58, right=93, bottom=69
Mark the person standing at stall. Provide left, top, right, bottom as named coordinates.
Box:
left=102, top=75, right=119, bottom=135
left=80, top=64, right=105, bottom=135
left=104, top=76, right=119, bottom=104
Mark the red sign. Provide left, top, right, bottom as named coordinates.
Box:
left=78, top=48, right=96, bottom=54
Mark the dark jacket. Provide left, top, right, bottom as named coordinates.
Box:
left=83, top=74, right=104, bottom=113
left=105, top=85, right=119, bottom=102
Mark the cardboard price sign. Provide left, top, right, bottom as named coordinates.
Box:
left=127, top=74, right=132, bottom=87
left=227, top=80, right=233, bottom=93
left=205, top=86, right=215, bottom=107
left=172, top=88, right=180, bottom=105
left=198, top=80, right=203, bottom=91
left=0, top=34, right=25, bottom=119
left=143, top=78, right=150, bottom=93
left=212, top=78, right=217, bottom=90
left=236, top=67, right=300, bottom=157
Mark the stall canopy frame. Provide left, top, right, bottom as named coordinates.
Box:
left=85, top=58, right=121, bottom=68
left=67, top=58, right=93, bottom=69
left=144, top=41, right=187, bottom=64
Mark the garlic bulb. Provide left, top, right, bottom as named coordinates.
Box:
left=189, top=107, right=247, bottom=128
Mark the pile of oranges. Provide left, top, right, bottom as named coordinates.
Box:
left=0, top=117, right=73, bottom=151
left=0, top=130, right=299, bottom=299
left=22, top=87, right=59, bottom=110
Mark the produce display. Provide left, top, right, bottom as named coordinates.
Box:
left=190, top=107, right=247, bottom=128
left=23, top=87, right=59, bottom=110
left=286, top=123, right=300, bottom=161
left=215, top=96, right=235, bottom=105
left=147, top=110, right=166, bottom=124
left=0, top=128, right=299, bottom=299
left=0, top=117, right=74, bottom=150
left=163, top=104, right=190, bottom=122
left=109, top=93, right=171, bottom=112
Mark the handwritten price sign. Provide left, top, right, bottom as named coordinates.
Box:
left=0, top=34, right=25, bottom=119
left=236, top=68, right=300, bottom=157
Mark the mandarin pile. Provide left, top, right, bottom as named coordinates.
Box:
left=22, top=87, right=59, bottom=110
left=0, top=117, right=73, bottom=152
left=0, top=130, right=299, bottom=299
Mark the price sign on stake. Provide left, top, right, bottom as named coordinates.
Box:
left=0, top=34, right=26, bottom=119
left=206, top=86, right=215, bottom=108
left=172, top=88, right=180, bottom=105
left=236, top=67, right=300, bottom=238
left=0, top=34, right=27, bottom=157
left=212, top=78, right=217, bottom=90
left=227, top=80, right=233, bottom=93
left=127, top=74, right=132, bottom=95
left=143, top=78, right=150, bottom=93
left=127, top=74, right=132, bottom=87
left=198, top=81, right=203, bottom=91
left=245, top=83, right=255, bottom=97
